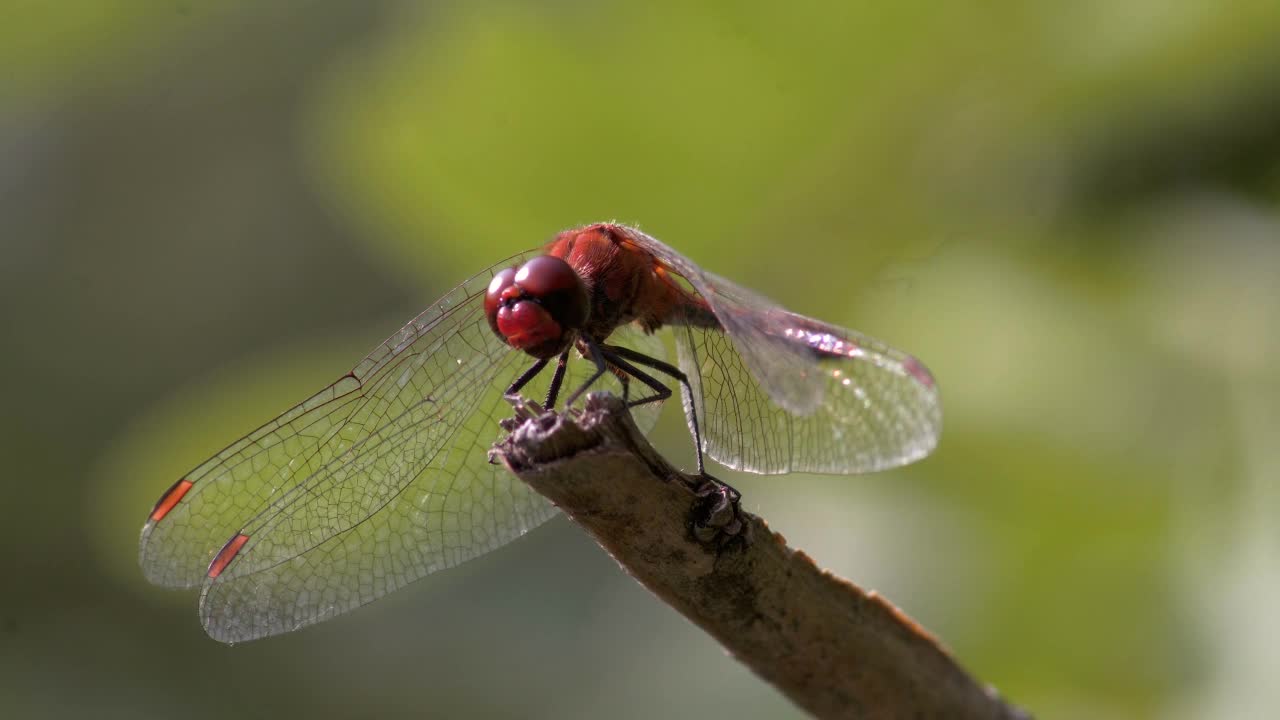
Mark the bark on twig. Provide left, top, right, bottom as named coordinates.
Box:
left=491, top=394, right=1030, bottom=720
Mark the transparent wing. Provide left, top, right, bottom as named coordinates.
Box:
left=198, top=323, right=665, bottom=643
left=139, top=250, right=672, bottom=643
left=138, top=251, right=542, bottom=590
left=621, top=227, right=941, bottom=475
left=669, top=309, right=940, bottom=475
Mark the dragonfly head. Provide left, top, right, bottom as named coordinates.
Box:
left=485, top=255, right=590, bottom=358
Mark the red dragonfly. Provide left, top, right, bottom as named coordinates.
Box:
left=140, top=223, right=941, bottom=642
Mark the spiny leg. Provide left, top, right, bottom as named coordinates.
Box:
left=505, top=356, right=550, bottom=399
left=608, top=364, right=632, bottom=403
left=603, top=344, right=690, bottom=402
left=601, top=345, right=741, bottom=542
left=543, top=349, right=571, bottom=408
left=563, top=338, right=611, bottom=408
left=603, top=343, right=708, bottom=477
left=563, top=340, right=727, bottom=496
left=596, top=350, right=672, bottom=407
left=548, top=344, right=629, bottom=407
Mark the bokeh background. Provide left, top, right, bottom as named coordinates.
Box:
left=4, top=1, right=1279, bottom=718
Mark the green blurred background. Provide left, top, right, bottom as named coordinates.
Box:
left=3, top=1, right=1278, bottom=718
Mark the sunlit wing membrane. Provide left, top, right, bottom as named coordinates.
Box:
left=621, top=227, right=941, bottom=475
left=139, top=251, right=541, bottom=589
left=197, top=345, right=540, bottom=642
left=198, top=323, right=667, bottom=643
left=139, top=249, right=672, bottom=642
left=618, top=228, right=823, bottom=414
left=671, top=308, right=940, bottom=475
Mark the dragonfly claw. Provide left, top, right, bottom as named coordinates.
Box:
left=504, top=393, right=546, bottom=419
left=691, top=475, right=749, bottom=547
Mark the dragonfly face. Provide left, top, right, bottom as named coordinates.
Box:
left=484, top=255, right=589, bottom=359
left=141, top=223, right=942, bottom=643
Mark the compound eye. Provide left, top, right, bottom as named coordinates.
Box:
left=495, top=300, right=560, bottom=353
left=515, top=256, right=578, bottom=296
left=514, top=256, right=589, bottom=331
left=484, top=267, right=519, bottom=339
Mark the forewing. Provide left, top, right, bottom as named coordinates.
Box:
left=197, top=322, right=668, bottom=643
left=139, top=251, right=542, bottom=591
left=621, top=227, right=940, bottom=475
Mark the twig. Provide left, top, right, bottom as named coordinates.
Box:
left=491, top=394, right=1031, bottom=720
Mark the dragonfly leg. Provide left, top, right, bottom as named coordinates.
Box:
left=611, top=365, right=631, bottom=403
left=596, top=351, right=671, bottom=407
left=543, top=349, right=571, bottom=408
left=689, top=473, right=748, bottom=547
left=505, top=356, right=549, bottom=400
left=601, top=343, right=708, bottom=478
left=574, top=342, right=743, bottom=543
left=563, top=338, right=612, bottom=408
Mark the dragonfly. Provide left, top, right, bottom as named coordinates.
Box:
left=140, top=222, right=942, bottom=643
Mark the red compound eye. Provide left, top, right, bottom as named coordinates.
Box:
left=484, top=267, right=518, bottom=339
left=495, top=300, right=560, bottom=351
left=483, top=256, right=590, bottom=358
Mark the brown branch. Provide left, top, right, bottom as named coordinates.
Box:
left=492, top=394, right=1030, bottom=720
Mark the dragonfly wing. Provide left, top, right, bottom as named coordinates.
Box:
left=138, top=251, right=589, bottom=642
left=621, top=227, right=941, bottom=475
left=670, top=310, right=940, bottom=475
left=619, top=227, right=828, bottom=414
left=139, top=251, right=543, bottom=590
left=198, top=348, right=553, bottom=643
left=198, top=320, right=669, bottom=643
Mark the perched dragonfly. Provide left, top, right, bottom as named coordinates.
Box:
left=140, top=223, right=942, bottom=643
